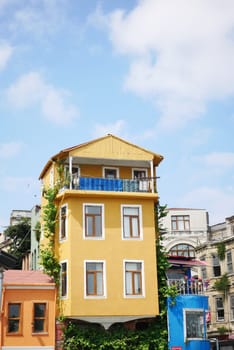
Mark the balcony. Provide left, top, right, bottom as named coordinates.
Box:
left=167, top=278, right=209, bottom=295
left=60, top=176, right=156, bottom=194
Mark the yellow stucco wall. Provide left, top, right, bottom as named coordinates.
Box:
left=56, top=195, right=159, bottom=318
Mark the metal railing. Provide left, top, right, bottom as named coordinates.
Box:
left=66, top=176, right=156, bottom=193
left=167, top=278, right=209, bottom=295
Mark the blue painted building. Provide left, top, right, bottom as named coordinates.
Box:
left=167, top=257, right=210, bottom=350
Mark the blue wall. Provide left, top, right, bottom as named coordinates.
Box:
left=167, top=295, right=210, bottom=350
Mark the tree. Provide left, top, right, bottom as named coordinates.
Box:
left=4, top=219, right=31, bottom=268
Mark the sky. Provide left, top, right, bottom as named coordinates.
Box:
left=1, top=0, right=234, bottom=229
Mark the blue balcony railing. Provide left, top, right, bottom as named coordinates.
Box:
left=70, top=176, right=153, bottom=193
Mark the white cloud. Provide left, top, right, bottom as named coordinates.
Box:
left=6, top=71, right=79, bottom=125
left=0, top=43, right=13, bottom=70
left=0, top=142, right=24, bottom=158
left=9, top=0, right=69, bottom=38
left=99, top=0, right=234, bottom=129
left=179, top=186, right=234, bottom=225
left=201, top=152, right=234, bottom=168
left=93, top=120, right=126, bottom=137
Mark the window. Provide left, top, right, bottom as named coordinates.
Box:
left=60, top=261, right=68, bottom=298
left=184, top=309, right=205, bottom=339
left=212, top=254, right=221, bottom=277
left=169, top=244, right=195, bottom=258
left=216, top=296, right=224, bottom=321
left=84, top=204, right=104, bottom=238
left=124, top=261, right=144, bottom=296
left=59, top=204, right=68, bottom=241
left=7, top=303, right=21, bottom=334
left=103, top=167, right=118, bottom=179
left=171, top=215, right=190, bottom=231
left=122, top=205, right=142, bottom=239
left=33, top=303, right=47, bottom=333
left=133, top=169, right=147, bottom=179
left=227, top=250, right=233, bottom=273
left=200, top=255, right=207, bottom=280
left=85, top=261, right=105, bottom=297
left=230, top=295, right=234, bottom=321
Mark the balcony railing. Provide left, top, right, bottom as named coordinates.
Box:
left=167, top=278, right=209, bottom=295
left=62, top=176, right=156, bottom=193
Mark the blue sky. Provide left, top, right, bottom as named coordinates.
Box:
left=1, top=0, right=234, bottom=228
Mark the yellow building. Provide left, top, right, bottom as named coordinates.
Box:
left=39, top=134, right=163, bottom=329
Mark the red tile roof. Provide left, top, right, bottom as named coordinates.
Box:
left=3, top=270, right=54, bottom=285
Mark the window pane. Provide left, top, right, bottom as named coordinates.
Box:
left=86, top=206, right=101, bottom=214
left=8, top=320, right=19, bottom=333
left=95, top=216, right=102, bottom=236
left=124, top=207, right=138, bottom=215
left=134, top=273, right=141, bottom=294
left=86, top=217, right=93, bottom=236
left=186, top=311, right=204, bottom=338
left=34, top=319, right=44, bottom=332
left=87, top=274, right=94, bottom=294
left=35, top=303, right=45, bottom=317
left=132, top=217, right=139, bottom=237
left=9, top=304, right=20, bottom=317
left=96, top=272, right=103, bottom=295
left=126, top=272, right=132, bottom=294
left=123, top=217, right=130, bottom=237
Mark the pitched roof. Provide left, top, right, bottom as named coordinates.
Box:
left=39, top=134, right=163, bottom=179
left=3, top=270, right=54, bottom=285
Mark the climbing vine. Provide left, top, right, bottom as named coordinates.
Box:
left=40, top=186, right=61, bottom=285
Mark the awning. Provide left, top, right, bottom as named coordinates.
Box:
left=168, top=258, right=207, bottom=266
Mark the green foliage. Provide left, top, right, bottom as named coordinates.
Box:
left=34, top=221, right=41, bottom=242
left=40, top=187, right=60, bottom=284
left=216, top=242, right=225, bottom=261
left=63, top=321, right=168, bottom=350
left=217, top=326, right=230, bottom=335
left=4, top=219, right=31, bottom=266
left=214, top=273, right=230, bottom=296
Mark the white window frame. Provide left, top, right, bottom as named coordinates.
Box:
left=123, top=260, right=145, bottom=298
left=227, top=250, right=233, bottom=273
left=83, top=203, right=105, bottom=240
left=84, top=260, right=106, bottom=299
left=230, top=295, right=234, bottom=321
left=60, top=260, right=68, bottom=299
left=183, top=308, right=205, bottom=340
left=132, top=168, right=148, bottom=179
left=215, top=296, right=225, bottom=321
left=102, top=167, right=119, bottom=178
left=121, top=205, right=143, bottom=240
left=59, top=204, right=68, bottom=242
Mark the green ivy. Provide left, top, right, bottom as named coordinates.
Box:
left=40, top=187, right=60, bottom=285
left=214, top=273, right=230, bottom=296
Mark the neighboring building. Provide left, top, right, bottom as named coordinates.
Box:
left=160, top=208, right=209, bottom=267
left=196, top=214, right=234, bottom=348
left=9, top=210, right=31, bottom=226
left=30, top=205, right=41, bottom=270
left=39, top=134, right=163, bottom=329
left=0, top=270, right=56, bottom=350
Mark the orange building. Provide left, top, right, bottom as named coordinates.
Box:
left=0, top=270, right=56, bottom=349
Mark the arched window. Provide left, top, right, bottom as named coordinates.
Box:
left=169, top=244, right=195, bottom=258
